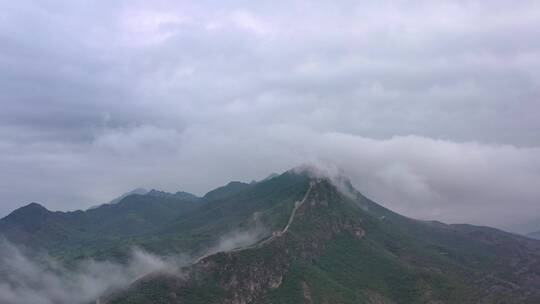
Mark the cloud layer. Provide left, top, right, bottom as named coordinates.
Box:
left=0, top=240, right=185, bottom=304
left=1, top=0, right=539, bottom=232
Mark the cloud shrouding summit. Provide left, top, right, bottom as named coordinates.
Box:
left=1, top=0, right=539, bottom=232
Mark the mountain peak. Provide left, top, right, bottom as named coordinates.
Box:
left=203, top=181, right=250, bottom=201
left=107, top=188, right=149, bottom=205
left=146, top=189, right=200, bottom=202
left=2, top=202, right=52, bottom=232
left=146, top=189, right=171, bottom=197
left=3, top=168, right=540, bottom=303
left=25, top=202, right=46, bottom=208
left=104, top=178, right=366, bottom=304
left=9, top=202, right=49, bottom=216
left=288, top=164, right=349, bottom=181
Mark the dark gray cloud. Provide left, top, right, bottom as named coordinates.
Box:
left=0, top=0, right=539, bottom=233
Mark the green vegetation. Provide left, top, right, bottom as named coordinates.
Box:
left=0, top=171, right=309, bottom=263
left=2, top=169, right=540, bottom=303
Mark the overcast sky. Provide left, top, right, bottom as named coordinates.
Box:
left=1, top=0, right=539, bottom=233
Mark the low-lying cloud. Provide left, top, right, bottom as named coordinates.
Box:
left=3, top=124, right=540, bottom=233
left=198, top=213, right=269, bottom=261
left=0, top=240, right=186, bottom=304
left=1, top=1, right=540, bottom=234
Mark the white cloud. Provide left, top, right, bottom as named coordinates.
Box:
left=3, top=122, right=540, bottom=232
left=119, top=9, right=188, bottom=46
left=1, top=0, right=540, bottom=233
left=229, top=10, right=271, bottom=35
left=0, top=240, right=186, bottom=304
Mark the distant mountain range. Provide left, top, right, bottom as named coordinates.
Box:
left=108, top=188, right=149, bottom=205
left=2, top=168, right=540, bottom=303
left=87, top=188, right=149, bottom=210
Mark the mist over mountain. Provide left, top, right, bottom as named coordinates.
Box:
left=107, top=188, right=149, bottom=205
left=1, top=167, right=540, bottom=303
left=0, top=241, right=185, bottom=304
left=87, top=188, right=149, bottom=210
left=1, top=1, right=540, bottom=303
left=1, top=0, right=540, bottom=235
left=528, top=230, right=540, bottom=240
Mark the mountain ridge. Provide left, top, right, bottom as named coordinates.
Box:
left=2, top=167, right=540, bottom=303
left=103, top=172, right=540, bottom=303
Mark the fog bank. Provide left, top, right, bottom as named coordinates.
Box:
left=0, top=240, right=186, bottom=304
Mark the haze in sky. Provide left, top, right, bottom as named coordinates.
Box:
left=1, top=0, right=539, bottom=233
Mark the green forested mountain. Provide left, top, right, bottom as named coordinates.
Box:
left=0, top=173, right=305, bottom=262
left=0, top=194, right=200, bottom=260
left=2, top=168, right=540, bottom=303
